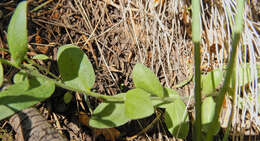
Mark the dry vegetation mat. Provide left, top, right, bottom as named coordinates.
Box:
left=0, top=0, right=259, bottom=140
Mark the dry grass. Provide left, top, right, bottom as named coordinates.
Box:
left=103, top=0, right=260, bottom=139
left=30, top=0, right=259, bottom=139
left=0, top=0, right=259, bottom=140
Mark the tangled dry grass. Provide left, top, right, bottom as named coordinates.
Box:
left=0, top=0, right=259, bottom=140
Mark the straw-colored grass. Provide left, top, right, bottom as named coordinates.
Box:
left=104, top=0, right=259, bottom=139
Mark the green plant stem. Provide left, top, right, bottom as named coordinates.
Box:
left=0, top=59, right=21, bottom=69
left=32, top=72, right=125, bottom=102
left=192, top=0, right=202, bottom=140
left=0, top=58, right=123, bottom=102
left=0, top=58, right=196, bottom=104
left=193, top=42, right=202, bottom=141
left=27, top=69, right=195, bottom=104
left=24, top=57, right=60, bottom=81
left=33, top=74, right=124, bottom=102
left=30, top=0, right=53, bottom=12
left=205, top=33, right=240, bottom=141
left=223, top=101, right=234, bottom=141
left=206, top=1, right=244, bottom=140
left=224, top=58, right=237, bottom=141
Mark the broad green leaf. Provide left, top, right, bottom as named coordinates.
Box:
left=132, top=64, right=164, bottom=97
left=202, top=97, right=215, bottom=125
left=201, top=97, right=220, bottom=135
left=57, top=45, right=95, bottom=91
left=125, top=88, right=154, bottom=119
left=0, top=62, right=3, bottom=87
left=0, top=76, right=55, bottom=120
left=201, top=68, right=223, bottom=96
left=7, top=1, right=27, bottom=66
left=201, top=96, right=219, bottom=134
left=32, top=54, right=50, bottom=60
left=89, top=93, right=130, bottom=128
left=63, top=92, right=73, bottom=104
left=163, top=88, right=189, bottom=139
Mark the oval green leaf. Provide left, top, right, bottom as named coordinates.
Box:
left=163, top=88, right=189, bottom=139
left=132, top=64, right=164, bottom=97
left=201, top=68, right=223, bottom=96
left=0, top=76, right=55, bottom=120
left=57, top=45, right=95, bottom=91
left=201, top=96, right=219, bottom=134
left=7, top=1, right=27, bottom=66
left=32, top=54, right=50, bottom=60
left=125, top=88, right=154, bottom=119
left=89, top=93, right=130, bottom=128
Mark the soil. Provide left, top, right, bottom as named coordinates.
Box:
left=0, top=0, right=259, bottom=141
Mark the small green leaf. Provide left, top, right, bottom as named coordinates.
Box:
left=201, top=68, right=223, bottom=96
left=125, top=88, right=154, bottom=119
left=57, top=45, right=95, bottom=91
left=132, top=64, right=164, bottom=97
left=163, top=88, right=189, bottom=139
left=89, top=93, right=130, bottom=128
left=63, top=92, right=73, bottom=104
left=202, top=97, right=215, bottom=126
left=32, top=54, right=50, bottom=60
left=201, top=96, right=219, bottom=134
left=0, top=76, right=55, bottom=120
left=0, top=62, right=3, bottom=87
left=7, top=1, right=27, bottom=66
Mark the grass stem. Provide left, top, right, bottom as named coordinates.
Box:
left=192, top=0, right=202, bottom=140
left=205, top=1, right=245, bottom=140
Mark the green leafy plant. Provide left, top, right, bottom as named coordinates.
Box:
left=7, top=1, right=27, bottom=66
left=0, top=1, right=256, bottom=141
left=0, top=2, right=190, bottom=139
left=162, top=88, right=189, bottom=138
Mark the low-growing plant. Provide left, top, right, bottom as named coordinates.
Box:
left=0, top=1, right=190, bottom=139
left=0, top=0, right=258, bottom=141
